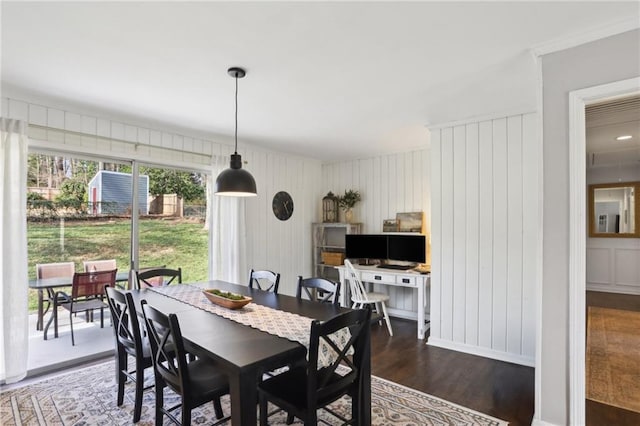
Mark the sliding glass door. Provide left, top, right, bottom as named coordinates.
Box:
left=136, top=164, right=209, bottom=283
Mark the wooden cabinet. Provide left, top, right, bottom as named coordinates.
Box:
left=312, top=223, right=361, bottom=282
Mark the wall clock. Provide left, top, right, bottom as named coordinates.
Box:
left=272, top=191, right=294, bottom=221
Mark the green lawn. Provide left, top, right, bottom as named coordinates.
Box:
left=28, top=217, right=208, bottom=312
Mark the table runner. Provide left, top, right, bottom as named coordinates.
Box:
left=149, top=284, right=351, bottom=368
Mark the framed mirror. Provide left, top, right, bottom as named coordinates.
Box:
left=588, top=181, right=639, bottom=238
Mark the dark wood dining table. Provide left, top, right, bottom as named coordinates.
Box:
left=28, top=271, right=130, bottom=332
left=130, top=280, right=372, bottom=426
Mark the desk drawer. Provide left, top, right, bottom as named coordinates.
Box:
left=396, top=276, right=417, bottom=287
left=361, top=271, right=395, bottom=284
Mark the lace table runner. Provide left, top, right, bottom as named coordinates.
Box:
left=149, top=284, right=351, bottom=367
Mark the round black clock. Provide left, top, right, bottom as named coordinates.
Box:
left=272, top=191, right=294, bottom=221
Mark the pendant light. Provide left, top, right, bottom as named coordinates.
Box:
left=214, top=67, right=257, bottom=197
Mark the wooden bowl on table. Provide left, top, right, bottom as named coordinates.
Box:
left=202, top=289, right=252, bottom=310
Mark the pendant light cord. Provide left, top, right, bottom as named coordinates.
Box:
left=234, top=73, right=239, bottom=155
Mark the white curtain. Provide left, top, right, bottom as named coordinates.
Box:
left=208, top=156, right=248, bottom=284
left=0, top=118, right=29, bottom=383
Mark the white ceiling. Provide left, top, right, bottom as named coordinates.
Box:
left=586, top=96, right=640, bottom=168
left=1, top=1, right=638, bottom=162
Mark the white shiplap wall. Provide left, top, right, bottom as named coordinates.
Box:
left=2, top=97, right=323, bottom=296
left=322, top=149, right=431, bottom=318
left=430, top=112, right=538, bottom=366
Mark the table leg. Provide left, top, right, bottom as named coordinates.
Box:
left=229, top=369, right=258, bottom=425
left=356, top=323, right=372, bottom=424
left=36, top=289, right=44, bottom=331
left=418, top=281, right=425, bottom=339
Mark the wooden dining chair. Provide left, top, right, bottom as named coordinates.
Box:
left=344, top=259, right=393, bottom=336
left=136, top=267, right=182, bottom=289
left=35, top=261, right=75, bottom=330
left=296, top=276, right=341, bottom=305
left=249, top=269, right=280, bottom=293
left=258, top=307, right=372, bottom=425
left=105, top=286, right=153, bottom=423
left=141, top=300, right=230, bottom=425
left=47, top=269, right=117, bottom=345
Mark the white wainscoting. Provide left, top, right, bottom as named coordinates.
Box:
left=322, top=150, right=431, bottom=317
left=3, top=96, right=324, bottom=297
left=586, top=238, right=640, bottom=294
left=430, top=112, right=538, bottom=366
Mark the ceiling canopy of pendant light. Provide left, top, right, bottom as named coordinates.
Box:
left=214, top=67, right=257, bottom=197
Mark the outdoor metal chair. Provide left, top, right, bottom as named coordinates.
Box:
left=45, top=269, right=117, bottom=345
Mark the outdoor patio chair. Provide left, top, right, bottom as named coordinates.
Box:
left=46, top=269, right=117, bottom=345
left=35, top=261, right=75, bottom=330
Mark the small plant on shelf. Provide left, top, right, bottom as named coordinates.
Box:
left=338, top=190, right=361, bottom=223
left=338, top=189, right=361, bottom=210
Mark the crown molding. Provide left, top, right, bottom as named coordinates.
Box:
left=532, top=17, right=639, bottom=57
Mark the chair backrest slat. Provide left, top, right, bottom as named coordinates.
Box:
left=83, top=259, right=117, bottom=272
left=307, top=307, right=371, bottom=406
left=248, top=269, right=280, bottom=293
left=72, top=269, right=117, bottom=299
left=296, top=276, right=341, bottom=305
left=36, top=262, right=75, bottom=279
left=105, top=286, right=145, bottom=354
left=136, top=267, right=182, bottom=289
left=142, top=301, right=189, bottom=395
left=344, top=260, right=370, bottom=303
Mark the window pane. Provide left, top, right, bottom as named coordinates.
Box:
left=27, top=153, right=132, bottom=312
left=138, top=165, right=209, bottom=282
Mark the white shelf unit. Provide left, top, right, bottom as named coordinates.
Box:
left=312, top=222, right=361, bottom=282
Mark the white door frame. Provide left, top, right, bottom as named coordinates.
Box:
left=568, top=76, right=640, bottom=425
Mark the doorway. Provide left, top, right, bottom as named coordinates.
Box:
left=568, top=77, right=640, bottom=425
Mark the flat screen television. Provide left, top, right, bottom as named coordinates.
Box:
left=345, top=234, right=387, bottom=260
left=387, top=234, right=426, bottom=264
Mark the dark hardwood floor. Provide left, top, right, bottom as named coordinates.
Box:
left=585, top=291, right=640, bottom=426
left=370, top=319, right=534, bottom=425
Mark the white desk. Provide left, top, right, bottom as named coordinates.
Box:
left=335, top=264, right=430, bottom=339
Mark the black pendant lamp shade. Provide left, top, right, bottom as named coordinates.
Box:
left=214, top=67, right=257, bottom=197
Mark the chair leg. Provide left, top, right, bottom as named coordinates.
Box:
left=155, top=381, right=164, bottom=426
left=304, top=409, right=317, bottom=426
left=286, top=413, right=295, bottom=424
left=133, top=361, right=145, bottom=422
left=116, top=351, right=127, bottom=406
left=380, top=302, right=393, bottom=336
left=70, top=311, right=75, bottom=345
left=213, top=397, right=224, bottom=419
left=181, top=403, right=192, bottom=426
left=100, top=307, right=104, bottom=328
left=259, top=393, right=268, bottom=426
left=53, top=304, right=59, bottom=338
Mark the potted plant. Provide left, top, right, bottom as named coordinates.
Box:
left=338, top=189, right=361, bottom=223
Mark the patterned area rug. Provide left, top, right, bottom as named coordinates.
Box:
left=586, top=306, right=640, bottom=413
left=1, top=361, right=507, bottom=425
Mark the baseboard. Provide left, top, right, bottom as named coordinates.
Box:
left=26, top=350, right=112, bottom=380
left=427, top=337, right=535, bottom=367
left=531, top=418, right=561, bottom=426
left=586, top=284, right=640, bottom=295
left=387, top=307, right=418, bottom=321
